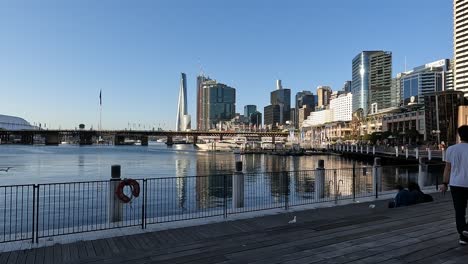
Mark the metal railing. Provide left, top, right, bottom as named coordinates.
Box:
left=0, top=163, right=444, bottom=244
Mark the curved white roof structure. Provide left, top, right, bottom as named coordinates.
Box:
left=0, top=114, right=34, bottom=130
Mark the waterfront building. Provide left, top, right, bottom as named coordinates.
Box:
left=200, top=80, right=236, bottom=131
left=454, top=0, right=468, bottom=95
left=244, top=105, right=257, bottom=120
left=270, top=80, right=291, bottom=125
left=316, top=86, right=332, bottom=109
left=295, top=91, right=315, bottom=128
left=330, top=93, right=353, bottom=122
left=382, top=109, right=426, bottom=143
left=264, top=104, right=281, bottom=129
left=303, top=109, right=333, bottom=127
left=352, top=51, right=392, bottom=116
left=0, top=114, right=35, bottom=130
left=196, top=75, right=212, bottom=130
left=424, top=90, right=466, bottom=145
left=400, top=59, right=451, bottom=105
left=176, top=73, right=191, bottom=132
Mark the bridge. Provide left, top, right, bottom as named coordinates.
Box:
left=0, top=129, right=289, bottom=146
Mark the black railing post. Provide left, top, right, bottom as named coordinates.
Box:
left=284, top=172, right=289, bottom=210
left=352, top=162, right=356, bottom=202
left=32, top=185, right=36, bottom=243
left=223, top=174, right=228, bottom=218
left=35, top=184, right=40, bottom=243
left=141, top=179, right=147, bottom=229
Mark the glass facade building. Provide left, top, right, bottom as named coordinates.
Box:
left=270, top=88, right=291, bottom=125
left=243, top=105, right=257, bottom=119
left=264, top=105, right=281, bottom=128
left=352, top=51, right=392, bottom=116
left=295, top=91, right=315, bottom=128
left=200, top=80, right=236, bottom=130
left=196, top=75, right=211, bottom=130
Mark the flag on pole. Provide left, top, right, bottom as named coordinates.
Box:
left=99, top=90, right=102, bottom=106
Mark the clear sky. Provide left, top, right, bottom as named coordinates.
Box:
left=0, top=0, right=452, bottom=130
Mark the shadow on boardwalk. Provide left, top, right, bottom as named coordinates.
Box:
left=1, top=193, right=465, bottom=264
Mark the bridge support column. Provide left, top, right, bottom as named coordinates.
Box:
left=395, top=146, right=399, bottom=157
left=314, top=160, right=325, bottom=201
left=166, top=136, right=173, bottom=146
left=220, top=135, right=224, bottom=141
left=21, top=134, right=34, bottom=145
left=372, top=146, right=376, bottom=155
left=114, top=135, right=126, bottom=145
left=140, top=136, right=148, bottom=146
left=79, top=132, right=93, bottom=145
left=366, top=145, right=369, bottom=154
left=427, top=148, right=432, bottom=160
left=415, top=148, right=419, bottom=159
left=193, top=136, right=198, bottom=145
left=45, top=133, right=60, bottom=145
left=405, top=148, right=409, bottom=159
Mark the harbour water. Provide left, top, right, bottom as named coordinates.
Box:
left=0, top=144, right=369, bottom=185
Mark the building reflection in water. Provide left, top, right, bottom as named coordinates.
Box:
left=175, top=159, right=189, bottom=209
left=196, top=153, right=232, bottom=209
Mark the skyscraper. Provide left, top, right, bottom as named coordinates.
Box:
left=316, top=86, right=332, bottom=109
left=196, top=75, right=211, bottom=130
left=351, top=51, right=392, bottom=116
left=269, top=80, right=291, bottom=125
left=200, top=80, right=236, bottom=130
left=454, top=0, right=468, bottom=95
left=343, top=81, right=352, bottom=93
left=244, top=105, right=257, bottom=119
left=176, top=73, right=191, bottom=131
left=295, top=91, right=315, bottom=128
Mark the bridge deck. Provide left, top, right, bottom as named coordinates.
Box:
left=0, top=193, right=463, bottom=264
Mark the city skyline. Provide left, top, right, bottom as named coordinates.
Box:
left=0, top=0, right=452, bottom=129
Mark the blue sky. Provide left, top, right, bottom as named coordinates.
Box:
left=0, top=0, right=452, bottom=130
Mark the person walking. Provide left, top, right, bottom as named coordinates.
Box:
left=441, top=125, right=468, bottom=245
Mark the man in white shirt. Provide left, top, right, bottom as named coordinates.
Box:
left=441, top=125, right=468, bottom=245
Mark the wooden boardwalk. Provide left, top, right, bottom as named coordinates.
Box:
left=1, top=193, right=466, bottom=264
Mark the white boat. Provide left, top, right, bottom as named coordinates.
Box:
left=196, top=141, right=236, bottom=151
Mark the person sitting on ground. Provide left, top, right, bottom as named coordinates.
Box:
left=408, top=182, right=433, bottom=203
left=388, top=185, right=412, bottom=208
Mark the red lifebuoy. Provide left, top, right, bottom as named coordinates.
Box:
left=115, top=178, right=140, bottom=203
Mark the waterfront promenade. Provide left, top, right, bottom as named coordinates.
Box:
left=0, top=192, right=463, bottom=264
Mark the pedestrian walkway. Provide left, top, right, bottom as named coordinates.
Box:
left=0, top=193, right=464, bottom=264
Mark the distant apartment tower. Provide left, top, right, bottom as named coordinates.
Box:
left=295, top=91, right=315, bottom=128
left=454, top=0, right=468, bottom=95
left=244, top=105, right=257, bottom=120
left=196, top=75, right=211, bottom=130
left=176, top=73, right=191, bottom=131
left=200, top=80, right=236, bottom=130
left=316, top=86, right=332, bottom=109
left=351, top=51, right=392, bottom=116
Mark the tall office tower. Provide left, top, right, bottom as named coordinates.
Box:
left=400, top=59, right=450, bottom=105
left=176, top=73, right=191, bottom=131
left=316, top=86, right=332, bottom=108
left=249, top=111, right=262, bottom=127
left=264, top=105, right=281, bottom=128
left=200, top=80, right=236, bottom=130
left=270, top=80, right=291, bottom=124
left=391, top=75, right=403, bottom=107
left=244, top=105, right=257, bottom=120
left=454, top=0, right=468, bottom=95
left=351, top=51, right=392, bottom=116
left=196, top=75, right=211, bottom=130
left=295, top=91, right=315, bottom=128
left=343, top=81, right=352, bottom=93
left=446, top=59, right=455, bottom=90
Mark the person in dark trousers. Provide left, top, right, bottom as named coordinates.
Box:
left=388, top=185, right=412, bottom=208
left=441, top=125, right=468, bottom=245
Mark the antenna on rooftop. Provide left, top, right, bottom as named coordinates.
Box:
left=197, top=58, right=205, bottom=77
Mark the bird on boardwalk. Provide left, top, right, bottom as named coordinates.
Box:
left=0, top=167, right=12, bottom=172
left=288, top=216, right=296, bottom=224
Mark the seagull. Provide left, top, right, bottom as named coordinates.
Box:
left=0, top=167, right=12, bottom=172
left=288, top=216, right=297, bottom=224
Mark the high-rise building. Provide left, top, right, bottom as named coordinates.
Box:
left=343, top=81, right=352, bottom=93
left=270, top=80, right=291, bottom=124
left=176, top=73, right=191, bottom=131
left=298, top=106, right=313, bottom=129
left=391, top=74, right=403, bottom=107
left=200, top=80, right=236, bottom=130
left=295, top=91, right=315, bottom=128
left=400, top=59, right=450, bottom=105
left=250, top=111, right=262, bottom=127
left=330, top=93, right=353, bottom=122
left=454, top=0, right=468, bottom=95
left=351, top=51, right=392, bottom=116
left=316, top=86, right=332, bottom=108
left=196, top=75, right=211, bottom=130
left=264, top=104, right=281, bottom=129
left=244, top=105, right=257, bottom=120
